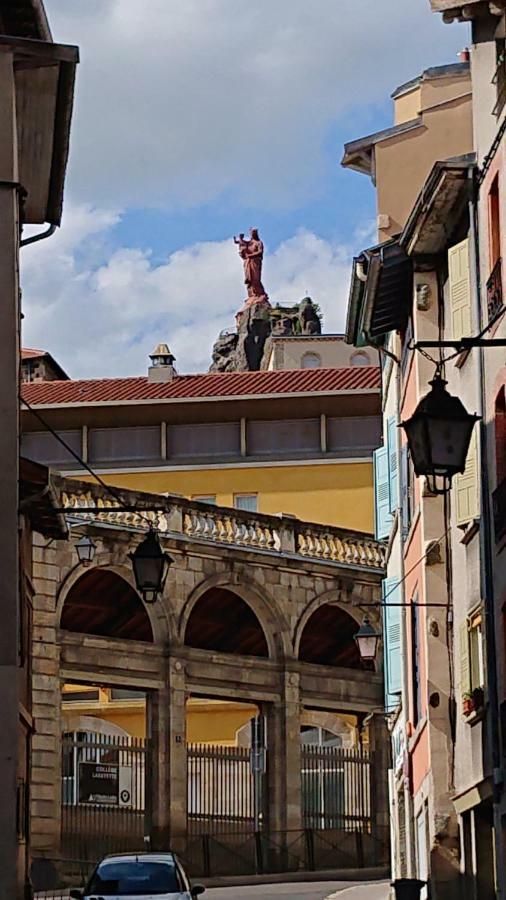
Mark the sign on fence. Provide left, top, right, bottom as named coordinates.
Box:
left=78, top=761, right=132, bottom=807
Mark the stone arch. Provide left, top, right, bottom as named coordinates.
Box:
left=294, top=590, right=368, bottom=670
left=57, top=562, right=170, bottom=645
left=179, top=574, right=290, bottom=660
left=59, top=566, right=156, bottom=643
left=61, top=714, right=131, bottom=740
left=293, top=589, right=364, bottom=657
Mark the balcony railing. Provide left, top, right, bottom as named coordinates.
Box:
left=59, top=484, right=385, bottom=571
left=492, top=477, right=506, bottom=543
left=486, top=258, right=503, bottom=323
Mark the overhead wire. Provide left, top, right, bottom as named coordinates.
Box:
left=20, top=395, right=154, bottom=528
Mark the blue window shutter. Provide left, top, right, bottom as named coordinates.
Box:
left=382, top=577, right=402, bottom=710
left=387, top=417, right=398, bottom=515
left=374, top=445, right=391, bottom=540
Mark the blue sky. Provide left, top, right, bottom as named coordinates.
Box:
left=21, top=1, right=469, bottom=377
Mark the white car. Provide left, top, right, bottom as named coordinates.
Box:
left=69, top=852, right=206, bottom=900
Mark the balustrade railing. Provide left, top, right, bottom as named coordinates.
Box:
left=60, top=485, right=384, bottom=570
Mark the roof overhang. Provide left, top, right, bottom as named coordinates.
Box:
left=0, top=34, right=79, bottom=225
left=430, top=0, right=494, bottom=19
left=345, top=240, right=413, bottom=347
left=19, top=456, right=68, bottom=538
left=400, top=155, right=476, bottom=255
left=341, top=118, right=422, bottom=178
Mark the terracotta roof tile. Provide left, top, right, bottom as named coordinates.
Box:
left=21, top=366, right=381, bottom=406
left=22, top=348, right=48, bottom=360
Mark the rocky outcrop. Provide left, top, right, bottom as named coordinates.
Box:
left=210, top=296, right=322, bottom=372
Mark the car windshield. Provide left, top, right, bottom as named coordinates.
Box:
left=86, top=860, right=180, bottom=895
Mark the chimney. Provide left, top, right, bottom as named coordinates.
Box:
left=148, top=343, right=177, bottom=382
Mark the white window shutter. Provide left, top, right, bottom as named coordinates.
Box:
left=459, top=621, right=471, bottom=694
left=448, top=238, right=472, bottom=341
left=454, top=428, right=479, bottom=526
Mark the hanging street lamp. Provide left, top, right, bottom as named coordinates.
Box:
left=354, top=616, right=381, bottom=664
left=75, top=535, right=96, bottom=567
left=400, top=370, right=480, bottom=495
left=129, top=526, right=174, bottom=604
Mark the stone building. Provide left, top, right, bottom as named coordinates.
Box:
left=29, top=477, right=390, bottom=884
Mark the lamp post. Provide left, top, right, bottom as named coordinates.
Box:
left=129, top=526, right=173, bottom=604
left=354, top=616, right=381, bottom=664
left=400, top=370, right=480, bottom=494
left=75, top=535, right=96, bottom=566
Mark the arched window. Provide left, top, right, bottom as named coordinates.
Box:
left=350, top=350, right=371, bottom=367
left=301, top=352, right=322, bottom=369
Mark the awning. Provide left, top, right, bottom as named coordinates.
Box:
left=400, top=155, right=476, bottom=256
left=345, top=240, right=413, bottom=347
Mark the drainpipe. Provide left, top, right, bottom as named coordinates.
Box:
left=20, top=223, right=56, bottom=247
left=468, top=176, right=504, bottom=895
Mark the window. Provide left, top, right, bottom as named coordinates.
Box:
left=234, top=494, right=258, bottom=512
left=411, top=598, right=422, bottom=727
left=487, top=177, right=503, bottom=322
left=247, top=418, right=320, bottom=456
left=454, top=427, right=479, bottom=526
left=168, top=422, right=240, bottom=460
left=448, top=238, right=472, bottom=340
left=495, top=387, right=506, bottom=486
left=492, top=38, right=506, bottom=117
left=21, top=430, right=82, bottom=467
left=89, top=427, right=160, bottom=464
left=350, top=350, right=371, bottom=366
left=86, top=860, right=181, bottom=896
left=192, top=495, right=216, bottom=505
left=401, top=315, right=413, bottom=380
left=401, top=446, right=415, bottom=537
left=460, top=608, right=485, bottom=699
left=327, top=416, right=381, bottom=453
left=301, top=352, right=321, bottom=369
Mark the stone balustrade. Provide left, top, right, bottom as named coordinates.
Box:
left=59, top=484, right=384, bottom=570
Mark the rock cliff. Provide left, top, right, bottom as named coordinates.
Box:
left=210, top=296, right=322, bottom=372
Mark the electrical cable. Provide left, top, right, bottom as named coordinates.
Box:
left=20, top=396, right=153, bottom=528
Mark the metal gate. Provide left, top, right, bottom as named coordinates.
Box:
left=61, top=731, right=148, bottom=864
left=302, top=744, right=371, bottom=831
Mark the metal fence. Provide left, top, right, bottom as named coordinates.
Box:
left=187, top=742, right=261, bottom=836
left=301, top=745, right=371, bottom=832
left=61, top=732, right=148, bottom=865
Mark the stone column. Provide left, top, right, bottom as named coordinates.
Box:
left=368, top=712, right=391, bottom=866
left=30, top=535, right=63, bottom=863
left=265, top=670, right=301, bottom=867
left=168, top=658, right=187, bottom=851
left=147, top=682, right=170, bottom=851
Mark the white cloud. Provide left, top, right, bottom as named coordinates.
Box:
left=21, top=205, right=352, bottom=377
left=45, top=0, right=466, bottom=211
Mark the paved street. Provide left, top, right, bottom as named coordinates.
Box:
left=206, top=880, right=390, bottom=899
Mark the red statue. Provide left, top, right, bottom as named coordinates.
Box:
left=234, top=228, right=268, bottom=303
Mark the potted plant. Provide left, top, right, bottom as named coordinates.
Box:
left=462, top=691, right=475, bottom=717
left=472, top=686, right=485, bottom=711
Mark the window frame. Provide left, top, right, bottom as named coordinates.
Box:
left=234, top=493, right=258, bottom=513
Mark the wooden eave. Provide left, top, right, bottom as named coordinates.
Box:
left=0, top=34, right=79, bottom=225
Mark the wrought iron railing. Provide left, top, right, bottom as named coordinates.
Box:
left=493, top=476, right=506, bottom=543
left=486, top=257, right=503, bottom=323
